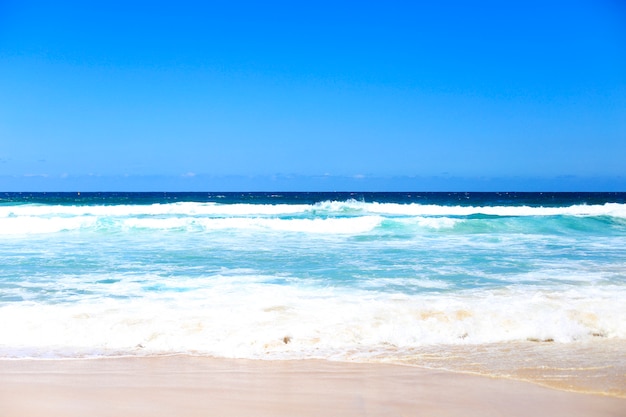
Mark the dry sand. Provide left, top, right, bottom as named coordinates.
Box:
left=0, top=356, right=624, bottom=417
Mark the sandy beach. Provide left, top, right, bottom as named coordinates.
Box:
left=0, top=356, right=623, bottom=417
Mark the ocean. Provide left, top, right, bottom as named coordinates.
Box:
left=1, top=192, right=625, bottom=396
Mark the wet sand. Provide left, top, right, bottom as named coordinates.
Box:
left=0, top=356, right=624, bottom=417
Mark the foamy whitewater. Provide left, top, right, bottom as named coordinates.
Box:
left=1, top=192, right=625, bottom=395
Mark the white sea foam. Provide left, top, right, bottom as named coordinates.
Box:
left=1, top=201, right=625, bottom=220
left=2, top=200, right=623, bottom=237
left=0, top=216, right=98, bottom=235
left=1, top=283, right=624, bottom=359
left=199, top=216, right=383, bottom=234
left=412, top=217, right=461, bottom=229
left=360, top=202, right=626, bottom=218
left=1, top=198, right=624, bottom=360
left=1, top=213, right=384, bottom=235
left=0, top=202, right=310, bottom=218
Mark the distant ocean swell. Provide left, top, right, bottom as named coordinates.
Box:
left=1, top=200, right=625, bottom=235
left=1, top=193, right=625, bottom=395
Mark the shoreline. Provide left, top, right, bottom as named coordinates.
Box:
left=1, top=356, right=624, bottom=417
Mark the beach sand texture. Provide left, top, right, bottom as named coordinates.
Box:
left=1, top=357, right=624, bottom=417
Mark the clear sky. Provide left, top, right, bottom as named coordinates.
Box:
left=1, top=0, right=625, bottom=191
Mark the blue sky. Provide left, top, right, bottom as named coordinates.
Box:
left=1, top=1, right=625, bottom=191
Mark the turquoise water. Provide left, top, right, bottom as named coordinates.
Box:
left=1, top=192, right=625, bottom=391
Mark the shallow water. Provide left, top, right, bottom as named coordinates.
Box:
left=1, top=192, right=625, bottom=395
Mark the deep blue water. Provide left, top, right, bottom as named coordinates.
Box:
left=2, top=191, right=626, bottom=206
